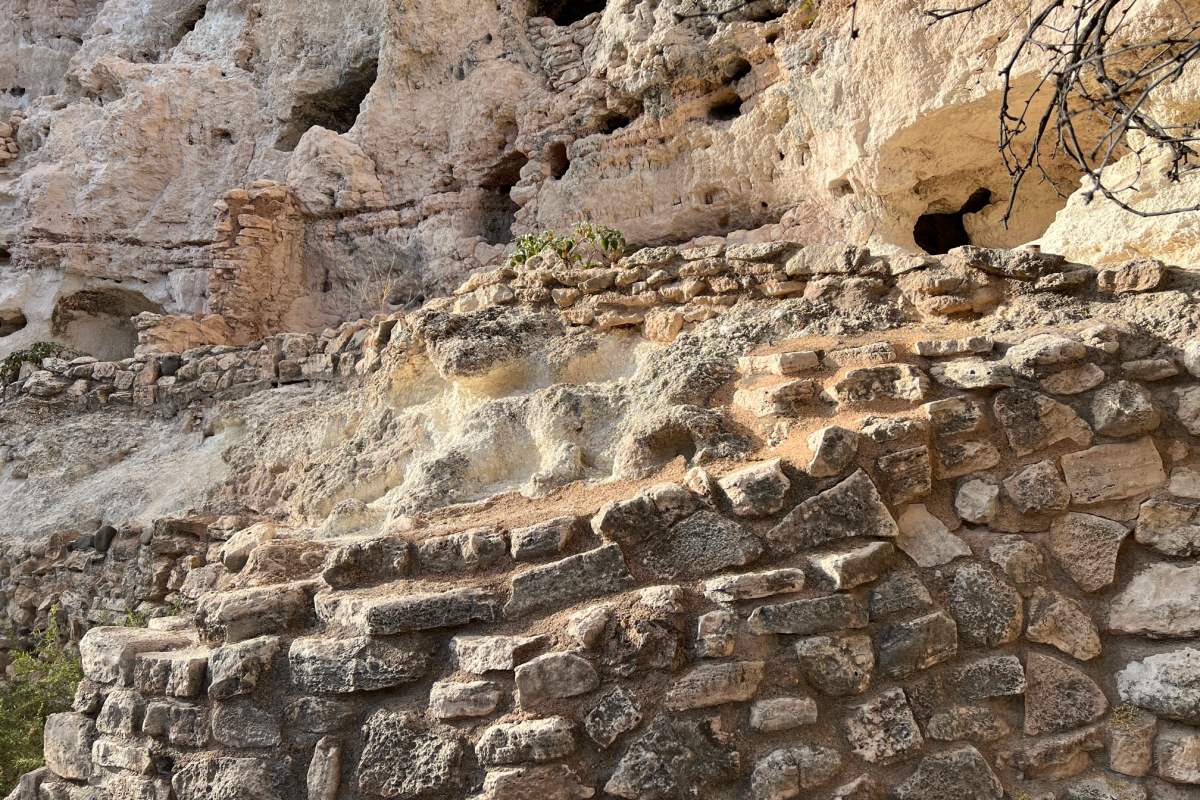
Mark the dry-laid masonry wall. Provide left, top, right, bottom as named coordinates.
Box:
left=6, top=242, right=1200, bottom=800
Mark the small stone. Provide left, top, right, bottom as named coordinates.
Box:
left=956, top=479, right=1000, bottom=524
left=1024, top=652, right=1109, bottom=736
left=665, top=661, right=764, bottom=709
left=932, top=439, right=1002, bottom=479
left=794, top=635, right=875, bottom=696
left=868, top=571, right=933, bottom=620
left=510, top=516, right=584, bottom=561
left=751, top=745, right=843, bottom=799
left=1026, top=588, right=1102, bottom=660
left=914, top=337, right=993, bottom=357
left=844, top=688, right=924, bottom=764
left=476, top=717, right=576, bottom=766
left=212, top=701, right=281, bottom=748
left=79, top=627, right=192, bottom=686
left=1135, top=498, right=1200, bottom=557
left=429, top=681, right=502, bottom=719
left=584, top=687, right=642, bottom=748
left=1047, top=513, right=1130, bottom=592
left=987, top=535, right=1048, bottom=589
left=893, top=745, right=1003, bottom=800
left=696, top=609, right=738, bottom=658
left=1109, top=563, right=1200, bottom=638
left=516, top=653, right=599, bottom=707
left=1064, top=774, right=1148, bottom=800
left=828, top=775, right=882, bottom=800
left=1006, top=333, right=1087, bottom=377
left=930, top=359, right=1015, bottom=390
left=1117, top=648, right=1200, bottom=724
left=995, top=726, right=1104, bottom=780
left=1060, top=437, right=1166, bottom=505
left=739, top=351, right=820, bottom=376
left=1121, top=358, right=1178, bottom=381
left=636, top=510, right=762, bottom=579
left=1107, top=707, right=1157, bottom=776
left=567, top=605, right=613, bottom=649
left=833, top=365, right=930, bottom=405
left=748, top=594, right=868, bottom=635
left=719, top=459, right=790, bottom=516
left=806, top=426, right=859, bottom=477
left=873, top=611, right=958, bottom=679
left=808, top=541, right=894, bottom=590
left=1091, top=380, right=1160, bottom=436
left=307, top=737, right=342, bottom=800
left=1169, top=467, right=1200, bottom=499
left=703, top=569, right=806, bottom=604
left=874, top=447, right=933, bottom=505
left=96, top=689, right=144, bottom=737
left=921, top=396, right=985, bottom=435
left=1042, top=364, right=1107, bottom=395
left=476, top=765, right=595, bottom=800
left=750, top=696, right=818, bottom=732
left=948, top=563, right=1023, bottom=648
left=993, top=388, right=1093, bottom=456
left=143, top=700, right=208, bottom=748
left=1156, top=728, right=1200, bottom=784
left=1096, top=258, right=1166, bottom=293
left=768, top=470, right=898, bottom=554
left=1003, top=459, right=1070, bottom=514
left=415, top=528, right=508, bottom=572
left=926, top=706, right=1010, bottom=742
left=451, top=635, right=548, bottom=674
left=954, top=655, right=1027, bottom=699
left=896, top=505, right=970, bottom=567
left=1183, top=340, right=1200, bottom=377
left=734, top=379, right=821, bottom=417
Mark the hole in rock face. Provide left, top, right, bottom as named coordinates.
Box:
left=913, top=187, right=993, bottom=255
left=274, top=58, right=379, bottom=152
left=0, top=309, right=27, bottom=337
left=478, top=150, right=529, bottom=245
left=547, top=142, right=570, bottom=179
left=726, top=58, right=752, bottom=82
left=529, top=0, right=606, bottom=25
left=174, top=2, right=207, bottom=45
left=708, top=89, right=742, bottom=122
left=52, top=288, right=163, bottom=361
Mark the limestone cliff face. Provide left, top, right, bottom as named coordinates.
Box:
left=2, top=0, right=1196, bottom=360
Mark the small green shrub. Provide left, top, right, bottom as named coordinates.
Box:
left=508, top=221, right=626, bottom=269
left=0, top=609, right=83, bottom=794
left=1, top=342, right=67, bottom=384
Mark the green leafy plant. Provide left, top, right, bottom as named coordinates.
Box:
left=1, top=342, right=67, bottom=384
left=0, top=608, right=83, bottom=794
left=507, top=222, right=627, bottom=269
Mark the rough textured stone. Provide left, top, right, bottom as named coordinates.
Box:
left=1006, top=333, right=1087, bottom=377
left=637, top=510, right=762, bottom=579
left=476, top=717, right=575, bottom=766
left=1107, top=707, right=1158, bottom=777
left=1048, top=513, right=1130, bottom=592
left=954, top=655, right=1027, bottom=699
left=1117, top=649, right=1200, bottom=723
left=43, top=713, right=96, bottom=781
left=476, top=765, right=595, bottom=800
left=893, top=746, right=1003, bottom=800
left=289, top=635, right=429, bottom=694
left=748, top=595, right=868, bottom=636
left=1091, top=380, right=1161, bottom=436
left=172, top=757, right=285, bottom=800
left=510, top=516, right=584, bottom=561
left=584, top=688, right=642, bottom=748
left=211, top=701, right=281, bottom=748
left=868, top=571, right=933, bottom=620
left=751, top=745, right=843, bottom=799
left=1060, top=438, right=1167, bottom=505
left=844, top=688, right=924, bottom=764
left=452, top=634, right=548, bottom=674
left=1109, top=564, right=1200, bottom=637
left=208, top=636, right=280, bottom=700
left=768, top=470, right=898, bottom=553
left=993, top=389, right=1093, bottom=456
left=703, top=569, right=806, bottom=604
left=926, top=706, right=1010, bottom=742
left=874, top=611, right=958, bottom=678
left=664, top=661, right=764, bottom=710
left=948, top=563, right=1023, bottom=648
left=505, top=544, right=634, bottom=618
left=358, top=711, right=464, bottom=796
left=605, top=717, right=738, bottom=800
left=1156, top=728, right=1200, bottom=785
left=930, top=360, right=1015, bottom=390
left=79, top=627, right=192, bottom=686
left=750, top=696, right=819, bottom=732
left=516, top=652, right=600, bottom=707
left=1024, top=652, right=1109, bottom=735
left=718, top=459, right=790, bottom=516
left=988, top=534, right=1049, bottom=589
left=795, top=634, right=875, bottom=696
left=429, top=681, right=502, bottom=719
left=896, top=505, right=970, bottom=567
left=874, top=447, right=934, bottom=505
left=806, top=426, right=860, bottom=478
left=1026, top=588, right=1102, bottom=660
left=1004, top=459, right=1070, bottom=514
left=956, top=478, right=1000, bottom=524
left=1135, top=498, right=1200, bottom=557
left=809, top=541, right=894, bottom=590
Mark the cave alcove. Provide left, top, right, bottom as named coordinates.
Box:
left=913, top=187, right=993, bottom=255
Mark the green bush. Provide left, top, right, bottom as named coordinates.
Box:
left=0, top=341, right=67, bottom=384
left=508, top=222, right=626, bottom=269
left=0, top=610, right=83, bottom=794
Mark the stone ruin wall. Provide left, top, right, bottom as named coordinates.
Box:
left=4, top=243, right=1200, bottom=800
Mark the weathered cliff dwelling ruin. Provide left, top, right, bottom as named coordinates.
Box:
left=2, top=1, right=1200, bottom=799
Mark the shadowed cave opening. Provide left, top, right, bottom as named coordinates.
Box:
left=530, top=0, right=607, bottom=25
left=708, top=89, right=743, bottom=122
left=478, top=150, right=530, bottom=245
left=547, top=142, right=570, bottom=179
left=913, top=187, right=993, bottom=255
left=51, top=288, right=163, bottom=361
left=275, top=59, right=379, bottom=152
